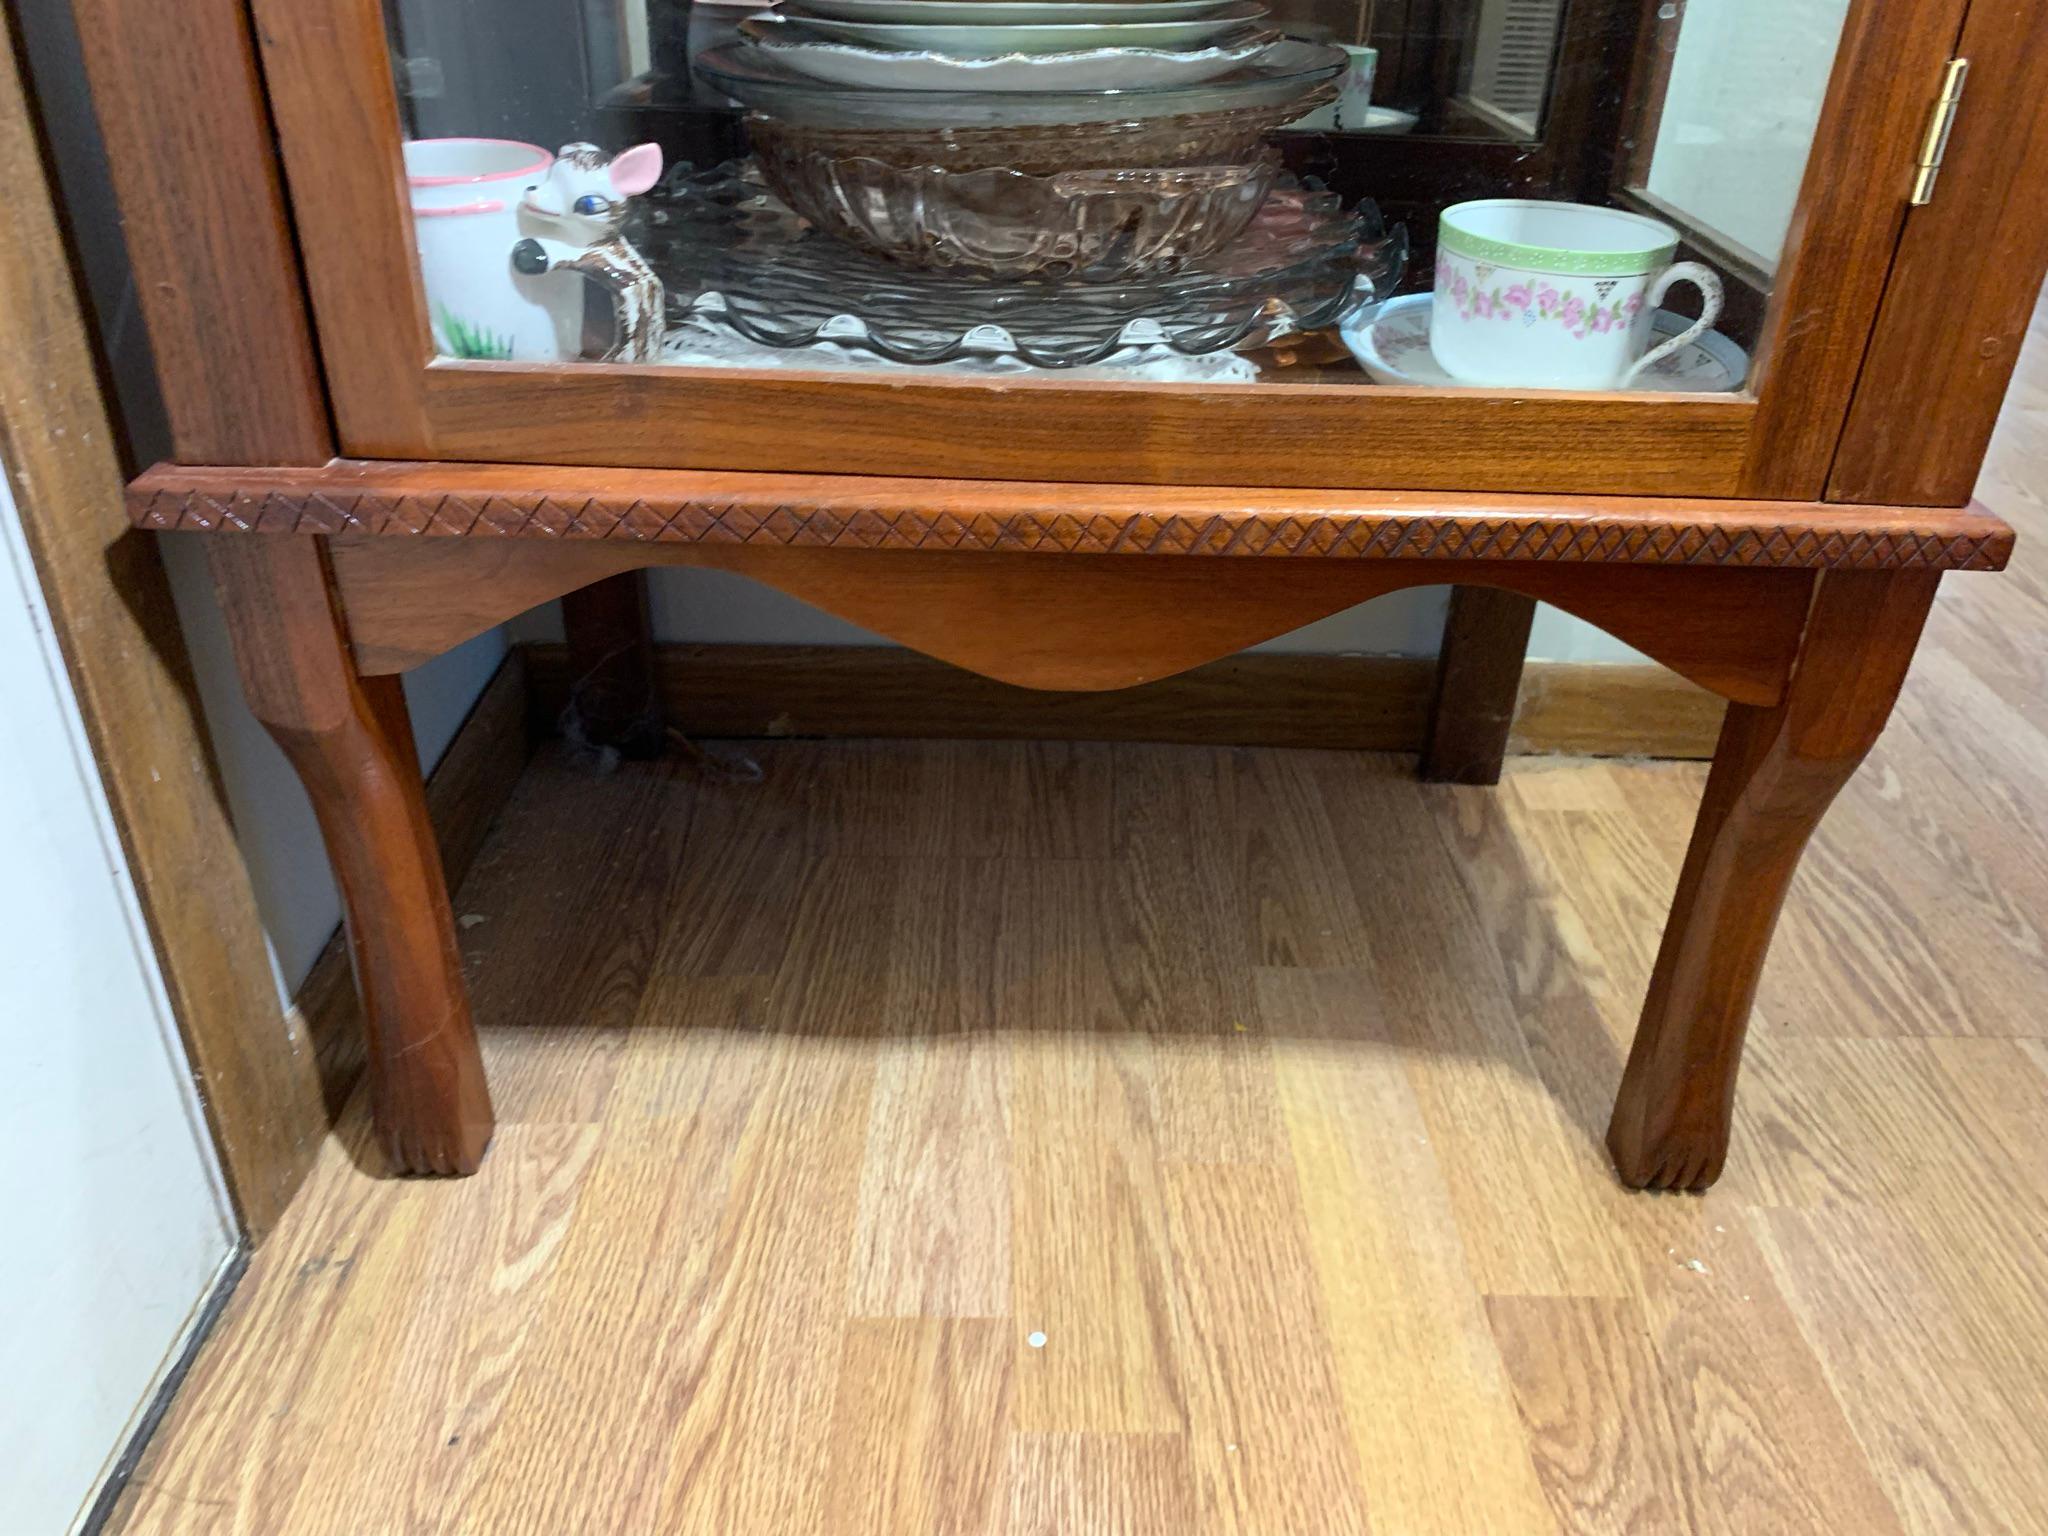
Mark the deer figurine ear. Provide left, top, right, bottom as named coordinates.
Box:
left=608, top=143, right=663, bottom=197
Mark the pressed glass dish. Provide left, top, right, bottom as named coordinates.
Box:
left=742, top=96, right=1330, bottom=173
left=749, top=150, right=1281, bottom=277
left=627, top=160, right=1408, bottom=367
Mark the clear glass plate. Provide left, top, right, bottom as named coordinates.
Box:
left=628, top=160, right=1408, bottom=368
left=776, top=1, right=1270, bottom=56
left=789, top=0, right=1250, bottom=23
left=736, top=16, right=1276, bottom=91
left=692, top=35, right=1345, bottom=125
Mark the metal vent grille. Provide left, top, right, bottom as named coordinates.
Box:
left=1466, top=0, right=1569, bottom=137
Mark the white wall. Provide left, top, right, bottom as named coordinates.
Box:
left=0, top=472, right=238, bottom=1535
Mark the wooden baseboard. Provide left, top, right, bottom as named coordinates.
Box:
left=1509, top=661, right=1726, bottom=759
left=293, top=649, right=533, bottom=1114
left=525, top=642, right=1724, bottom=759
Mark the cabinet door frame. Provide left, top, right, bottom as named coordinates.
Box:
left=201, top=0, right=1973, bottom=495
left=1826, top=0, right=2048, bottom=506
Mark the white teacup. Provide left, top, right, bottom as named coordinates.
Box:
left=406, top=138, right=569, bottom=362
left=1429, top=200, right=1723, bottom=390
left=1286, top=43, right=1377, bottom=132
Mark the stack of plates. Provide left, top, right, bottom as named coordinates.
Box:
left=694, top=2, right=1346, bottom=279
left=739, top=0, right=1278, bottom=90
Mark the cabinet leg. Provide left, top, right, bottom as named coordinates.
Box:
left=1420, top=586, right=1536, bottom=785
left=560, top=570, right=665, bottom=757
left=1607, top=570, right=1938, bottom=1190
left=209, top=537, right=493, bottom=1175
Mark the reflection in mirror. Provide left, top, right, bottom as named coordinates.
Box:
left=381, top=0, right=1844, bottom=393
left=1265, top=0, right=1572, bottom=140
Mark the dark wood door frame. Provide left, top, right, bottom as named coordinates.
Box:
left=1, top=15, right=322, bottom=1236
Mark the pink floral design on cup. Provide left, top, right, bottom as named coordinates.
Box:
left=1428, top=199, right=1725, bottom=389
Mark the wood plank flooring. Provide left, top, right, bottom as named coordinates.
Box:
left=111, top=306, right=2048, bottom=1534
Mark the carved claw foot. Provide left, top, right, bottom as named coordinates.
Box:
left=383, top=1117, right=494, bottom=1178
left=1607, top=1109, right=1729, bottom=1192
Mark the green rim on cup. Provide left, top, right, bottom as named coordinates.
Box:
left=1438, top=199, right=1677, bottom=277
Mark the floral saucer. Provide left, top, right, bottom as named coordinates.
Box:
left=1339, top=293, right=1748, bottom=391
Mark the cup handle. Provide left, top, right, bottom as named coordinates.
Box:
left=1620, top=261, right=1724, bottom=387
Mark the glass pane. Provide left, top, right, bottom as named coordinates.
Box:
left=1628, top=0, right=1850, bottom=269
left=384, top=0, right=1850, bottom=392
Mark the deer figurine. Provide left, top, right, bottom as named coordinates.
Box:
left=511, top=142, right=666, bottom=364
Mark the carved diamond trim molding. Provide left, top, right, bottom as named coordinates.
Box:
left=129, top=480, right=2014, bottom=572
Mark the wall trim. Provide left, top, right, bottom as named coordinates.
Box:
left=526, top=642, right=1723, bottom=759
left=79, top=1245, right=247, bottom=1535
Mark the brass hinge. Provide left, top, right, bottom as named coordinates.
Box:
left=1910, top=57, right=1970, bottom=206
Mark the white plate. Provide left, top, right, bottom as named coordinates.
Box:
left=777, top=0, right=1265, bottom=53
left=1340, top=293, right=1748, bottom=392
left=788, top=0, right=1242, bottom=21
left=697, top=37, right=1343, bottom=124
left=739, top=16, right=1270, bottom=89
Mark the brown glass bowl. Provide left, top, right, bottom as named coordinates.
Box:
left=750, top=143, right=1284, bottom=278
left=742, top=91, right=1332, bottom=175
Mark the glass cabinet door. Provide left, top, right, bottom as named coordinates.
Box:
left=251, top=0, right=1959, bottom=495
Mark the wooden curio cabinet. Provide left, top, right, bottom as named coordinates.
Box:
left=63, top=0, right=2046, bottom=1189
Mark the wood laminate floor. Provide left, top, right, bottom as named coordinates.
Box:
left=112, top=310, right=2048, bottom=1535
